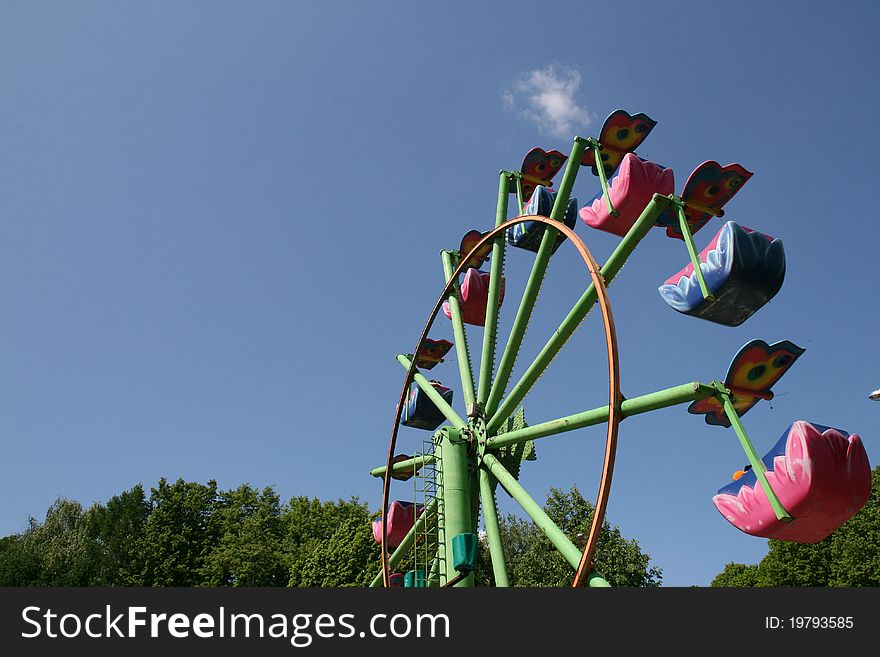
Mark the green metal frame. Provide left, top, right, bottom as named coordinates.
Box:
left=586, top=137, right=618, bottom=217
left=370, top=133, right=782, bottom=588
left=670, top=196, right=714, bottom=302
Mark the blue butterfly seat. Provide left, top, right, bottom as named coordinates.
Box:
left=507, top=185, right=577, bottom=253
left=658, top=221, right=785, bottom=326
left=401, top=381, right=453, bottom=431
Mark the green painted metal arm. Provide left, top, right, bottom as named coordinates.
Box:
left=513, top=172, right=525, bottom=215
left=717, top=386, right=792, bottom=522
left=481, top=454, right=609, bottom=587
left=441, top=251, right=476, bottom=410
left=482, top=453, right=582, bottom=569
left=586, top=137, right=618, bottom=217
left=369, top=453, right=436, bottom=478
left=488, top=381, right=716, bottom=450
left=396, top=354, right=467, bottom=431
left=485, top=136, right=590, bottom=419
left=476, top=171, right=511, bottom=407
left=487, top=194, right=672, bottom=434
left=478, top=468, right=509, bottom=586
left=673, top=197, right=714, bottom=301
left=369, top=499, right=438, bottom=587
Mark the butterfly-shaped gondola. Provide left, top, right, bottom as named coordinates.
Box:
left=516, top=148, right=567, bottom=202
left=689, top=339, right=805, bottom=427
left=458, top=229, right=492, bottom=270
left=581, top=109, right=657, bottom=177
left=414, top=338, right=453, bottom=371
left=655, top=161, right=752, bottom=239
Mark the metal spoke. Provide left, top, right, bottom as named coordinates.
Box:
left=478, top=468, right=509, bottom=586
left=441, top=251, right=476, bottom=410
left=487, top=194, right=671, bottom=434
left=485, top=137, right=589, bottom=418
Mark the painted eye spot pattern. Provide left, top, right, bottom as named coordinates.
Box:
left=635, top=122, right=648, bottom=133
left=549, top=158, right=561, bottom=169
left=747, top=364, right=767, bottom=381
left=773, top=354, right=793, bottom=368
left=727, top=176, right=743, bottom=190
left=616, top=128, right=630, bottom=141
left=706, top=184, right=720, bottom=196
left=535, top=163, right=546, bottom=173
left=600, top=152, right=609, bottom=161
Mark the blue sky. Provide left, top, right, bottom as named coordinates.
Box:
left=2, top=1, right=878, bottom=586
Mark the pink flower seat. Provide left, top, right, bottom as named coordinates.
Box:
left=579, top=153, right=674, bottom=237
left=713, top=421, right=871, bottom=543
left=372, top=501, right=425, bottom=548
left=442, top=267, right=505, bottom=326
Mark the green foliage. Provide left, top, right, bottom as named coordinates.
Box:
left=17, top=500, right=98, bottom=586
left=711, top=465, right=880, bottom=587
left=140, top=478, right=221, bottom=586
left=200, top=485, right=288, bottom=586
left=475, top=486, right=662, bottom=587
left=285, top=497, right=380, bottom=587
left=0, top=482, right=381, bottom=587
left=87, top=485, right=151, bottom=585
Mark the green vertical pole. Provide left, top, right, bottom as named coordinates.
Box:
left=439, top=427, right=473, bottom=586
left=436, top=252, right=477, bottom=411
left=479, top=468, right=509, bottom=586
left=717, top=387, right=791, bottom=522
left=675, top=199, right=713, bottom=301
left=487, top=194, right=670, bottom=434
left=476, top=172, right=510, bottom=408
left=588, top=138, right=617, bottom=217
left=514, top=174, right=525, bottom=215
left=485, top=137, right=589, bottom=418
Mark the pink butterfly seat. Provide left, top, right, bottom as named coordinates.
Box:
left=713, top=421, right=871, bottom=543
left=579, top=153, right=674, bottom=237
left=442, top=268, right=505, bottom=326
left=372, top=501, right=425, bottom=548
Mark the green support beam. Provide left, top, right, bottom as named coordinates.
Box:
left=488, top=381, right=716, bottom=450
left=674, top=198, right=713, bottom=301
left=370, top=453, right=436, bottom=479
left=397, top=354, right=467, bottom=431
left=441, top=251, right=476, bottom=411
left=485, top=136, right=590, bottom=419
left=487, top=194, right=672, bottom=434
left=481, top=454, right=608, bottom=587
left=476, top=172, right=512, bottom=408
left=586, top=138, right=618, bottom=217
left=717, top=386, right=792, bottom=522
left=478, top=468, right=509, bottom=587
left=438, top=428, right=474, bottom=586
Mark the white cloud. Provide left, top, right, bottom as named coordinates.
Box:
left=503, top=65, right=592, bottom=138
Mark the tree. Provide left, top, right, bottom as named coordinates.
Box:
left=4, top=500, right=99, bottom=586
left=711, top=465, right=880, bottom=587
left=200, top=485, right=288, bottom=586
left=476, top=486, right=662, bottom=587
left=87, top=485, right=151, bottom=585
left=139, top=478, right=220, bottom=586
left=285, top=497, right=379, bottom=587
